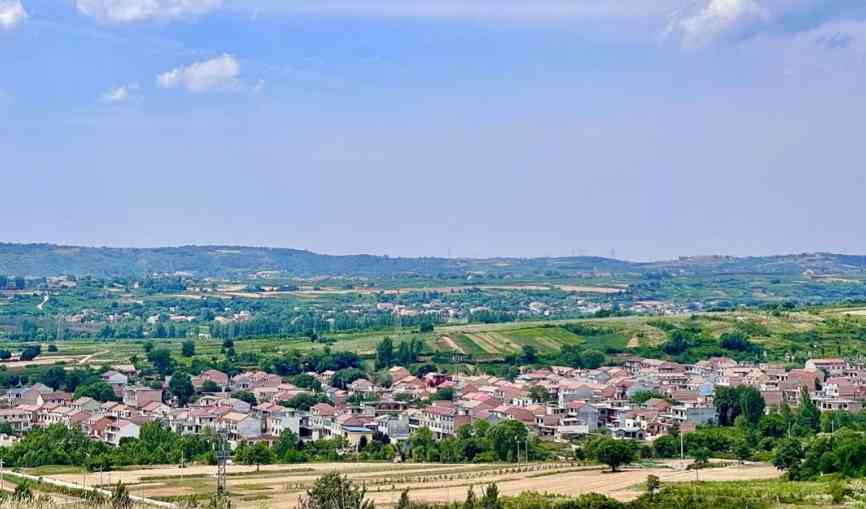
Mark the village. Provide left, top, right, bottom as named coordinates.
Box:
left=0, top=354, right=859, bottom=454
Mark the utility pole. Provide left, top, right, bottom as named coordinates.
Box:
left=1, top=458, right=4, bottom=492
left=216, top=429, right=229, bottom=496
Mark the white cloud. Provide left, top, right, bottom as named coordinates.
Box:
left=665, top=0, right=777, bottom=48
left=75, top=0, right=221, bottom=22
left=0, top=0, right=28, bottom=30
left=101, top=84, right=141, bottom=103
left=157, top=54, right=240, bottom=93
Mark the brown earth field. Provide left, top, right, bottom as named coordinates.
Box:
left=49, top=460, right=780, bottom=509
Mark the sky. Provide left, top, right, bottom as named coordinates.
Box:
left=2, top=0, right=866, bottom=261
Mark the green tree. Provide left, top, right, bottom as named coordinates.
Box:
left=773, top=438, right=804, bottom=478
left=691, top=447, right=710, bottom=468
left=13, top=481, right=33, bottom=501
left=20, top=344, right=41, bottom=361
left=237, top=441, right=274, bottom=472
left=298, top=472, right=374, bottom=509
left=738, top=386, right=766, bottom=427
left=291, top=373, right=322, bottom=391
left=181, top=340, right=195, bottom=357
left=234, top=390, right=258, bottom=406
left=42, top=366, right=67, bottom=391
left=714, top=386, right=741, bottom=426
left=488, top=420, right=528, bottom=462
left=375, top=337, right=395, bottom=369
left=463, top=487, right=477, bottom=509
left=653, top=435, right=680, bottom=458
left=169, top=371, right=195, bottom=406
left=110, top=482, right=133, bottom=509
left=481, top=484, right=501, bottom=509
left=734, top=439, right=752, bottom=464
left=282, top=393, right=330, bottom=411
left=147, top=348, right=175, bottom=376
left=432, top=387, right=455, bottom=401
left=587, top=437, right=636, bottom=472
left=74, top=382, right=119, bottom=402
left=797, top=387, right=821, bottom=433
left=528, top=386, right=550, bottom=403
left=521, top=345, right=538, bottom=364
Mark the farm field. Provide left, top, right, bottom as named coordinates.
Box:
left=1, top=306, right=864, bottom=373
left=45, top=460, right=781, bottom=508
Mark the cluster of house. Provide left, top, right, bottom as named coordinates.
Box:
left=0, top=356, right=861, bottom=450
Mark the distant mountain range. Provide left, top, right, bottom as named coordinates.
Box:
left=1, top=243, right=866, bottom=279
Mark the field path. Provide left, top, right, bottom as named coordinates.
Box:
left=439, top=336, right=465, bottom=354
left=79, top=350, right=110, bottom=365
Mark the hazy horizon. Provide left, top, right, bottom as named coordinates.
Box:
left=3, top=1, right=866, bottom=259
left=2, top=241, right=863, bottom=264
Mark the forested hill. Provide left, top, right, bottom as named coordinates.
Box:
left=1, top=243, right=865, bottom=279
left=0, top=243, right=634, bottom=278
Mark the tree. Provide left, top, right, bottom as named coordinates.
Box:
left=433, top=387, right=455, bottom=401
left=734, top=439, right=752, bottom=464
left=181, top=340, right=195, bottom=357
left=630, top=390, right=665, bottom=406
left=582, top=350, right=606, bottom=369
left=147, top=348, right=175, bottom=376
left=797, top=387, right=821, bottom=433
left=291, top=373, right=322, bottom=391
left=331, top=368, right=367, bottom=389
left=298, top=472, right=374, bottom=509
left=738, top=385, right=766, bottom=427
left=234, top=390, right=257, bottom=406
left=14, top=276, right=25, bottom=290
left=170, top=371, right=195, bottom=406
left=20, top=344, right=41, bottom=361
left=488, top=420, right=529, bottom=462
left=376, top=337, right=395, bottom=369
left=42, top=366, right=67, bottom=390
left=528, top=386, right=550, bottom=403
left=481, top=483, right=502, bottom=509
left=773, top=438, right=804, bottom=477
left=691, top=447, right=710, bottom=468
left=463, top=487, right=477, bottom=509
left=237, top=441, right=274, bottom=472
left=521, top=345, right=538, bottom=364
left=587, top=437, right=636, bottom=472
left=74, top=382, right=120, bottom=402
left=0, top=350, right=10, bottom=360
left=714, top=386, right=742, bottom=427
left=653, top=435, right=680, bottom=458
left=201, top=380, right=220, bottom=393
left=110, top=482, right=133, bottom=509
left=13, top=481, right=33, bottom=501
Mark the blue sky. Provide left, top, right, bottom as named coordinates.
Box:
left=2, top=0, right=866, bottom=260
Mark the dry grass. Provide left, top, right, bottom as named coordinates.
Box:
left=50, top=461, right=781, bottom=509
